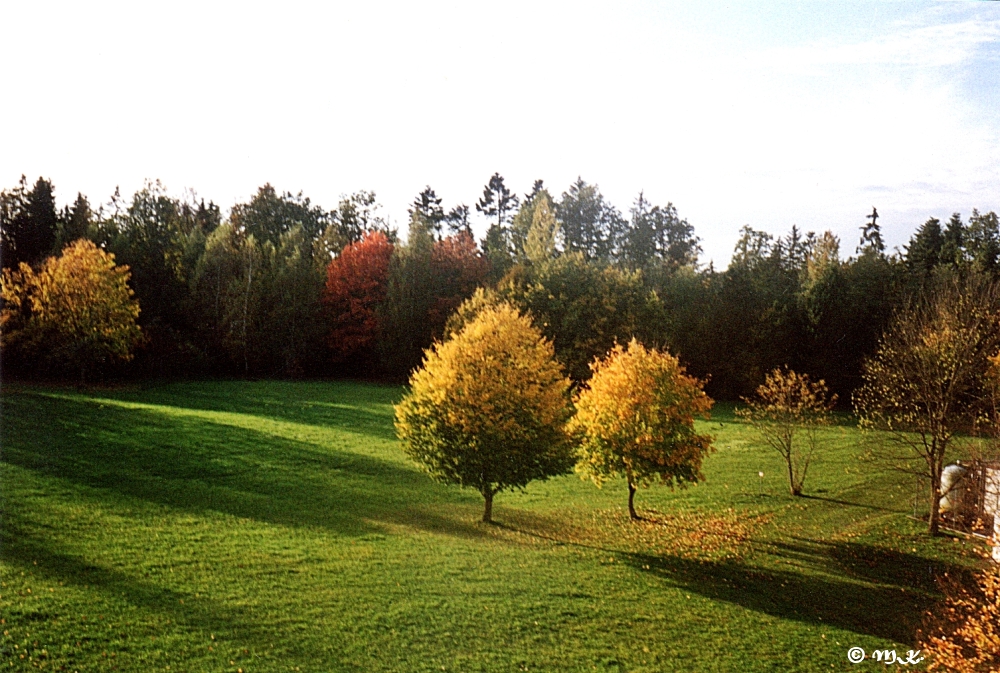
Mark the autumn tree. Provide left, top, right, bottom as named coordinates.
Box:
left=571, top=339, right=714, bottom=520
left=427, top=231, right=489, bottom=334
left=1, top=239, right=141, bottom=381
left=854, top=273, right=1000, bottom=534
left=322, top=230, right=394, bottom=367
left=395, top=304, right=575, bottom=523
left=736, top=368, right=836, bottom=496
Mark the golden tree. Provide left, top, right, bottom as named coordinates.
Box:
left=571, top=339, right=714, bottom=520
left=1, top=239, right=141, bottom=381
left=854, top=274, right=1000, bottom=534
left=737, top=368, right=836, bottom=496
left=394, top=304, right=574, bottom=523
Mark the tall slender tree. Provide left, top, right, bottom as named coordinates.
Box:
left=857, top=206, right=885, bottom=256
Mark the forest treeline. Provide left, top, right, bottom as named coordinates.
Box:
left=2, top=173, right=998, bottom=401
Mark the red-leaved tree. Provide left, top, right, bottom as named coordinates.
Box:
left=323, top=230, right=393, bottom=364
left=428, top=231, right=490, bottom=336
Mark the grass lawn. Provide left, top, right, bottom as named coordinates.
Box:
left=0, top=380, right=986, bottom=672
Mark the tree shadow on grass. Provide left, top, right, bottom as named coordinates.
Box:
left=1, top=521, right=260, bottom=640
left=496, top=517, right=963, bottom=645
left=108, top=380, right=402, bottom=442
left=621, top=547, right=946, bottom=645
left=1, top=391, right=485, bottom=540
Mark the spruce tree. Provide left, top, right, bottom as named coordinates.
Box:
left=939, top=212, right=966, bottom=267
left=905, top=217, right=943, bottom=273
left=857, top=207, right=885, bottom=256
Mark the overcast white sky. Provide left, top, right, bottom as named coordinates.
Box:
left=3, top=1, right=998, bottom=265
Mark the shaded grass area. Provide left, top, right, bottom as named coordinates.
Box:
left=0, top=382, right=984, bottom=671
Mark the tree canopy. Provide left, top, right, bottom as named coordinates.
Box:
left=571, top=339, right=714, bottom=520
left=394, top=304, right=574, bottom=522
left=1, top=239, right=142, bottom=380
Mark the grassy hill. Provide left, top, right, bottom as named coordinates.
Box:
left=0, top=380, right=984, bottom=671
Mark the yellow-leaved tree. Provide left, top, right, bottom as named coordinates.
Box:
left=395, top=303, right=575, bottom=523
left=736, top=368, right=836, bottom=496
left=1, top=239, right=142, bottom=382
left=571, top=339, right=714, bottom=520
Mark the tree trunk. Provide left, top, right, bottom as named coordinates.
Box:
left=928, top=473, right=941, bottom=535
left=627, top=480, right=640, bottom=521
left=787, top=456, right=800, bottom=496
left=482, top=489, right=494, bottom=524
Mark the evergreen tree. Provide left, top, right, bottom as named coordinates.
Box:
left=481, top=222, right=513, bottom=283
left=857, top=207, right=885, bottom=256
left=622, top=192, right=700, bottom=269
left=0, top=176, right=59, bottom=268
left=524, top=179, right=545, bottom=203
left=56, top=192, right=93, bottom=250
left=905, top=217, right=943, bottom=273
left=408, top=186, right=445, bottom=238
left=939, top=212, right=966, bottom=267
left=475, top=173, right=519, bottom=229
left=445, top=204, right=472, bottom=235
left=556, top=177, right=624, bottom=262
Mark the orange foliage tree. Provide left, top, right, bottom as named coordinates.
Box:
left=394, top=304, right=575, bottom=523
left=427, top=231, right=490, bottom=335
left=322, top=230, right=393, bottom=365
left=571, top=339, right=714, bottom=520
left=1, top=239, right=141, bottom=381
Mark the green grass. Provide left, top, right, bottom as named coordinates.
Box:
left=0, top=380, right=985, bottom=672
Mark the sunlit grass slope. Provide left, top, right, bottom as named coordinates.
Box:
left=0, top=381, right=983, bottom=672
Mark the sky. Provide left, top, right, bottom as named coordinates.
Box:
left=3, top=1, right=999, bottom=266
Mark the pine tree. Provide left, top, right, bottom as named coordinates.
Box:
left=408, top=186, right=445, bottom=238
left=445, top=204, right=472, bottom=235
left=475, top=173, right=519, bottom=229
